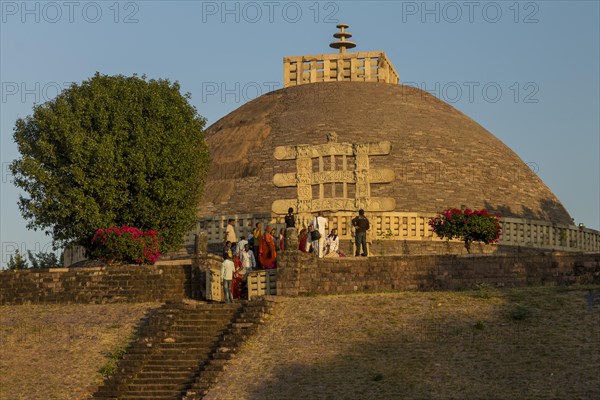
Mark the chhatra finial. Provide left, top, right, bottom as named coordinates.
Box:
left=329, top=23, right=356, bottom=54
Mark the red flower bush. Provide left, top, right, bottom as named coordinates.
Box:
left=89, top=226, right=162, bottom=265
left=429, top=208, right=501, bottom=253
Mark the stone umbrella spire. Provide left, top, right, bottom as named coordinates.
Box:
left=329, top=23, right=356, bottom=54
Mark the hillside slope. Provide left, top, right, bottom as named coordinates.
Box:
left=204, top=287, right=600, bottom=400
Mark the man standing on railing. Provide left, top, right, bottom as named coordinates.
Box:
left=352, top=209, right=370, bottom=257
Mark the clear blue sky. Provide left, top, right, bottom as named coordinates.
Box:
left=1, top=1, right=599, bottom=267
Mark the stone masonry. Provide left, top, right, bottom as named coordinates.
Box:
left=277, top=251, right=600, bottom=296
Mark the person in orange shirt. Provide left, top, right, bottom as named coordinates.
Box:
left=258, top=225, right=277, bottom=269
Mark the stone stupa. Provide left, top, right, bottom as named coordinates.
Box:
left=194, top=24, right=598, bottom=255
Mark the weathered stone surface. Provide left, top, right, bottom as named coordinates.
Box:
left=0, top=265, right=199, bottom=305
left=276, top=251, right=600, bottom=296
left=199, top=82, right=572, bottom=225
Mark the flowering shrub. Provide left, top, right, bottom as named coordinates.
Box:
left=89, top=226, right=162, bottom=265
left=428, top=209, right=501, bottom=253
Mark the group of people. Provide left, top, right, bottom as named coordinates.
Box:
left=219, top=209, right=370, bottom=303
left=219, top=218, right=281, bottom=303
left=296, top=209, right=370, bottom=258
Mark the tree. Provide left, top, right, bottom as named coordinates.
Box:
left=7, top=249, right=29, bottom=270
left=429, top=208, right=502, bottom=253
left=27, top=250, right=61, bottom=268
left=10, top=73, right=209, bottom=253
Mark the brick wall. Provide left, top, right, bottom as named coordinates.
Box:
left=4, top=251, right=599, bottom=304
left=0, top=265, right=196, bottom=305
left=277, top=251, right=600, bottom=296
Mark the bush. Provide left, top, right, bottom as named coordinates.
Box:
left=89, top=226, right=162, bottom=265
left=510, top=303, right=533, bottom=321
left=429, top=208, right=501, bottom=253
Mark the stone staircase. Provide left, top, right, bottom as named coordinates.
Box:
left=182, top=299, right=275, bottom=399
left=92, top=298, right=274, bottom=400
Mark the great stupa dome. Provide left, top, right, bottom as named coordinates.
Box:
left=195, top=24, right=598, bottom=254
left=199, top=81, right=571, bottom=225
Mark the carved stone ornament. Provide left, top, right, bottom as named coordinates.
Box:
left=272, top=134, right=395, bottom=214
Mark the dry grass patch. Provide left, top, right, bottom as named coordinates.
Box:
left=0, top=302, right=160, bottom=400
left=205, top=286, right=600, bottom=400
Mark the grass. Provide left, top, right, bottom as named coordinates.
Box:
left=0, top=302, right=160, bottom=400
left=1, top=286, right=599, bottom=399
left=98, top=345, right=128, bottom=378
left=203, top=285, right=600, bottom=400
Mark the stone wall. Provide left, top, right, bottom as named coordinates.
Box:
left=4, top=249, right=599, bottom=305
left=277, top=250, right=600, bottom=296
left=0, top=265, right=196, bottom=305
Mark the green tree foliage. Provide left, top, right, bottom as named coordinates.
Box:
left=10, top=73, right=209, bottom=252
left=7, top=249, right=29, bottom=270
left=27, top=250, right=61, bottom=268
left=429, top=208, right=502, bottom=253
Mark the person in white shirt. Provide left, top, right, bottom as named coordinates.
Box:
left=225, top=218, right=237, bottom=243
left=311, top=212, right=328, bottom=258
left=240, top=243, right=256, bottom=273
left=236, top=236, right=248, bottom=257
left=220, top=253, right=235, bottom=304
left=325, top=228, right=340, bottom=257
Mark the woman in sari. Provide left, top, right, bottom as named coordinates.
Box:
left=259, top=226, right=277, bottom=269
left=298, top=228, right=308, bottom=252
left=231, top=249, right=243, bottom=299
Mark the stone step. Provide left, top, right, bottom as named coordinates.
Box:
left=154, top=346, right=212, bottom=353
left=170, top=322, right=232, bottom=329
left=170, top=319, right=231, bottom=327
left=141, top=364, right=197, bottom=372
left=174, top=317, right=236, bottom=324
left=119, top=391, right=183, bottom=399
left=158, top=343, right=213, bottom=351
left=125, top=383, right=185, bottom=392
left=142, top=354, right=203, bottom=362
left=143, top=359, right=200, bottom=367
left=130, top=377, right=192, bottom=386
left=135, top=370, right=194, bottom=380
left=160, top=335, right=224, bottom=343
left=166, top=325, right=228, bottom=333
left=168, top=304, right=241, bottom=312
left=176, top=307, right=238, bottom=313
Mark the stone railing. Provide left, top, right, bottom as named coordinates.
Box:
left=198, top=213, right=286, bottom=243
left=283, top=51, right=400, bottom=87
left=247, top=269, right=277, bottom=300
left=500, top=217, right=600, bottom=252
left=61, top=212, right=600, bottom=267
left=201, top=212, right=600, bottom=253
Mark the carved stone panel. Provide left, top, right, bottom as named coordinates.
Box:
left=272, top=135, right=395, bottom=215
left=273, top=173, right=297, bottom=187
left=272, top=197, right=396, bottom=214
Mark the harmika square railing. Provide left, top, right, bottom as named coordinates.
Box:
left=283, top=51, right=400, bottom=87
